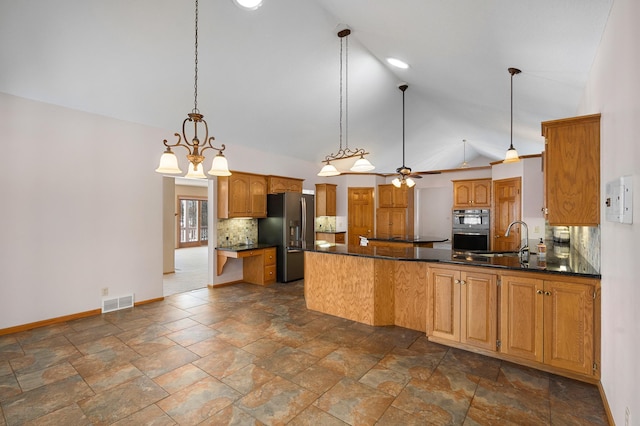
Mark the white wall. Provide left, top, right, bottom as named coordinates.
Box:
left=0, top=93, right=165, bottom=329
left=579, top=0, right=640, bottom=422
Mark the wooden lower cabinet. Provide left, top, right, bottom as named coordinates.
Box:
left=428, top=265, right=498, bottom=352
left=242, top=247, right=277, bottom=286
left=500, top=273, right=598, bottom=377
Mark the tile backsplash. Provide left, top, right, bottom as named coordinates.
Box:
left=217, top=218, right=258, bottom=246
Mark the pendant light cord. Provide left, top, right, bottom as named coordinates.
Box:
left=402, top=85, right=406, bottom=167
left=193, top=0, right=199, bottom=114
left=510, top=70, right=513, bottom=150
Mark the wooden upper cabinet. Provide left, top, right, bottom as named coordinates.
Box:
left=315, top=183, right=337, bottom=216
left=267, top=175, right=303, bottom=194
left=378, top=184, right=410, bottom=208
left=453, top=179, right=491, bottom=208
left=542, top=114, right=600, bottom=226
left=217, top=172, right=267, bottom=218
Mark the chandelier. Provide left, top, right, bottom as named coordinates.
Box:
left=155, top=0, right=231, bottom=178
left=460, top=139, right=469, bottom=168
left=391, top=84, right=421, bottom=188
left=318, top=29, right=374, bottom=177
left=503, top=67, right=521, bottom=163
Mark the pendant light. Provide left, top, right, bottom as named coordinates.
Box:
left=460, top=139, right=469, bottom=168
left=156, top=0, right=232, bottom=178
left=503, top=67, right=522, bottom=163
left=318, top=28, right=374, bottom=176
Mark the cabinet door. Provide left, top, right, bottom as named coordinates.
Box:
left=453, top=182, right=472, bottom=207
left=460, top=270, right=497, bottom=351
left=500, top=275, right=544, bottom=362
left=542, top=114, right=600, bottom=226
left=543, top=280, right=594, bottom=375
left=429, top=267, right=461, bottom=342
left=315, top=184, right=337, bottom=216
left=249, top=176, right=267, bottom=217
left=388, top=208, right=408, bottom=238
left=378, top=185, right=395, bottom=208
left=376, top=209, right=391, bottom=239
left=471, top=180, right=491, bottom=207
left=229, top=174, right=251, bottom=216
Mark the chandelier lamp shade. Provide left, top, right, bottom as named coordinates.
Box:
left=318, top=28, right=374, bottom=177
left=503, top=67, right=522, bottom=163
left=155, top=0, right=231, bottom=178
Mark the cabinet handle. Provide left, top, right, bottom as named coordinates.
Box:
left=495, top=235, right=500, bottom=239
left=461, top=280, right=466, bottom=285
left=536, top=290, right=543, bottom=294
left=454, top=279, right=460, bottom=284
left=544, top=291, right=551, bottom=296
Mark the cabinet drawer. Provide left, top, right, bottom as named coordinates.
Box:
left=264, top=248, right=276, bottom=266
left=264, top=265, right=277, bottom=283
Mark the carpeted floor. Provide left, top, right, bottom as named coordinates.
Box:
left=163, top=246, right=208, bottom=296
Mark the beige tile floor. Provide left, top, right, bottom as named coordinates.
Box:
left=0, top=253, right=609, bottom=425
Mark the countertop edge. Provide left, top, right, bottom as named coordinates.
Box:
left=303, top=247, right=601, bottom=279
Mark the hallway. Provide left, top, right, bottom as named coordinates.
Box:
left=163, top=246, right=209, bottom=296
left=0, top=280, right=608, bottom=425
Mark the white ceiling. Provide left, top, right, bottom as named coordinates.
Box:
left=0, top=0, right=613, bottom=175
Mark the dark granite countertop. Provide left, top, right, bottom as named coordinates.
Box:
left=216, top=243, right=276, bottom=252
left=305, top=244, right=600, bottom=278
left=366, top=235, right=449, bottom=244
left=315, top=230, right=346, bottom=234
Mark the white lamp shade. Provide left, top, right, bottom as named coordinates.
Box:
left=185, top=162, right=207, bottom=179
left=207, top=154, right=232, bottom=176
left=350, top=157, right=375, bottom=172
left=392, top=177, right=402, bottom=188
left=155, top=151, right=182, bottom=174
left=318, top=163, right=340, bottom=177
left=503, top=146, right=520, bottom=163
left=406, top=177, right=416, bottom=188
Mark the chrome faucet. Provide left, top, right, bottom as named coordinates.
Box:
left=505, top=220, right=529, bottom=257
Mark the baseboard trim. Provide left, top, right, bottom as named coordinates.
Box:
left=597, top=381, right=614, bottom=426
left=0, top=296, right=165, bottom=336
left=209, top=280, right=243, bottom=288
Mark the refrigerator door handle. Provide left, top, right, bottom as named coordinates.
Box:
left=301, top=197, right=307, bottom=245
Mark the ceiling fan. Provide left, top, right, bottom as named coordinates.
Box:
left=391, top=83, right=422, bottom=188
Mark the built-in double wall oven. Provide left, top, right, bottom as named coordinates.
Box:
left=452, top=209, right=490, bottom=251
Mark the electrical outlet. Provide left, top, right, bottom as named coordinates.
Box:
left=102, top=287, right=109, bottom=297
left=534, top=226, right=540, bottom=234
left=625, top=407, right=630, bottom=426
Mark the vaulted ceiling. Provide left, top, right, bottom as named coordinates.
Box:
left=0, top=0, right=612, bottom=175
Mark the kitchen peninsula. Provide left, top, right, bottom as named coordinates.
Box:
left=304, top=244, right=601, bottom=382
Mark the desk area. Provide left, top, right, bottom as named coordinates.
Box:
left=216, top=244, right=277, bottom=286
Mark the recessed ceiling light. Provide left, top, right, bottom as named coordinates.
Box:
left=386, top=57, right=409, bottom=69
left=233, top=0, right=263, bottom=10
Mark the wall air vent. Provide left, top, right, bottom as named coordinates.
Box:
left=102, top=294, right=135, bottom=313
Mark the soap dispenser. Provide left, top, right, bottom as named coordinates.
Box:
left=537, top=238, right=547, bottom=260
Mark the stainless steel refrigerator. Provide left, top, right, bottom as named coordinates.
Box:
left=258, top=192, right=314, bottom=283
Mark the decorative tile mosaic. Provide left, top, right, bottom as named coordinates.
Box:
left=216, top=219, right=258, bottom=247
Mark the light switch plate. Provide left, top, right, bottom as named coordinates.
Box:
left=605, top=176, right=632, bottom=224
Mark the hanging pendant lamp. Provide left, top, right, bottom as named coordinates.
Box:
left=503, top=67, right=522, bottom=163
left=318, top=28, right=374, bottom=176
left=460, top=139, right=469, bottom=168
left=155, top=0, right=231, bottom=178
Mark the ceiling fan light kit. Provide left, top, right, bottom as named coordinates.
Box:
left=317, top=28, right=375, bottom=176
left=156, top=0, right=232, bottom=178
left=503, top=67, right=522, bottom=164
left=391, top=83, right=422, bottom=187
